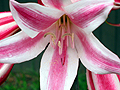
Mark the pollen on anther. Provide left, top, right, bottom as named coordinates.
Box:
left=61, top=33, right=72, bottom=38
left=44, top=32, right=56, bottom=39
left=58, top=41, right=61, bottom=48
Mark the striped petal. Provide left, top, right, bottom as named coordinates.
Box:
left=86, top=69, right=95, bottom=90
left=115, top=0, right=120, bottom=3
left=0, top=29, right=50, bottom=63
left=0, top=12, right=14, bottom=26
left=73, top=24, right=120, bottom=74
left=0, top=64, right=13, bottom=85
left=64, top=0, right=114, bottom=33
left=0, top=12, right=12, bottom=18
left=10, top=0, right=64, bottom=38
left=41, top=0, right=72, bottom=10
left=0, top=12, right=19, bottom=40
left=86, top=70, right=120, bottom=90
left=40, top=42, right=78, bottom=90
left=38, top=0, right=44, bottom=5
left=0, top=12, right=18, bottom=85
left=113, top=0, right=120, bottom=9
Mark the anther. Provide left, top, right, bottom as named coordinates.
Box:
left=61, top=33, right=72, bottom=38
left=44, top=32, right=56, bottom=39
left=58, top=41, right=61, bottom=48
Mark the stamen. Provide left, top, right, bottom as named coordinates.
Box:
left=59, top=24, right=67, bottom=32
left=61, top=27, right=65, bottom=40
left=45, top=15, right=75, bottom=54
left=61, top=33, right=72, bottom=38
left=63, top=15, right=66, bottom=25
left=51, top=37, right=56, bottom=45
left=59, top=17, right=61, bottom=25
left=67, top=16, right=70, bottom=47
left=50, top=36, right=55, bottom=48
left=44, top=32, right=56, bottom=39
left=71, top=33, right=74, bottom=48
left=72, top=33, right=74, bottom=42
left=58, top=41, right=62, bottom=55
left=58, top=41, right=61, bottom=48
left=67, top=17, right=70, bottom=33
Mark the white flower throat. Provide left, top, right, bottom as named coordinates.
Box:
left=44, top=15, right=74, bottom=55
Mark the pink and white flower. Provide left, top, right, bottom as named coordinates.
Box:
left=0, top=12, right=19, bottom=85
left=86, top=69, right=120, bottom=90
left=0, top=0, right=120, bottom=89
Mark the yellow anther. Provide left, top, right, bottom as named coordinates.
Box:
left=61, top=33, right=72, bottom=38
left=58, top=41, right=61, bottom=48
left=61, top=33, right=74, bottom=42
left=44, top=32, right=56, bottom=39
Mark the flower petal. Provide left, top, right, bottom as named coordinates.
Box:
left=86, top=69, right=96, bottom=90
left=117, top=74, right=120, bottom=82
left=71, top=0, right=80, bottom=3
left=113, top=0, right=120, bottom=9
left=87, top=70, right=120, bottom=90
left=0, top=12, right=19, bottom=40
left=40, top=42, right=78, bottom=90
left=0, top=12, right=16, bottom=85
left=0, top=12, right=12, bottom=19
left=0, top=29, right=50, bottom=63
left=0, top=21, right=19, bottom=40
left=115, top=0, right=120, bottom=3
left=0, top=64, right=13, bottom=85
left=73, top=24, right=120, bottom=74
left=0, top=12, right=14, bottom=26
left=0, top=12, right=15, bottom=85
left=38, top=0, right=44, bottom=5
left=10, top=0, right=64, bottom=38
left=41, top=0, right=72, bottom=10
left=64, top=0, right=114, bottom=33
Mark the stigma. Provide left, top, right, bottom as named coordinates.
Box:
left=44, top=15, right=74, bottom=55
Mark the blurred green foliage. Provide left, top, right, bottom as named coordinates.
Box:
left=0, top=72, right=40, bottom=90
left=0, top=70, right=87, bottom=90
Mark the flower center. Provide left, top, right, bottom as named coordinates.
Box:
left=44, top=15, right=74, bottom=55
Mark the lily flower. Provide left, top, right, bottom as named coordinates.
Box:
left=0, top=12, right=19, bottom=85
left=86, top=69, right=120, bottom=90
left=0, top=0, right=120, bottom=89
